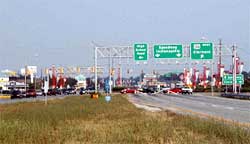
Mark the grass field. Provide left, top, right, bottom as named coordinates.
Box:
left=0, top=94, right=250, bottom=144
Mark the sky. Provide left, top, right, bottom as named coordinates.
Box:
left=0, top=0, right=250, bottom=74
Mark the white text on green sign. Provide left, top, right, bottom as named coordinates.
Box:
left=154, top=44, right=183, bottom=59
left=222, top=74, right=244, bottom=85
left=190, top=42, right=213, bottom=60
left=134, top=44, right=148, bottom=61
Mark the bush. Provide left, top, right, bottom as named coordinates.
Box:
left=240, top=87, right=250, bottom=92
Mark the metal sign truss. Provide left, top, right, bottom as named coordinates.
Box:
left=95, top=44, right=233, bottom=65
left=94, top=42, right=236, bottom=93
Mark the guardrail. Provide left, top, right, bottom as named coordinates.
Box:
left=221, top=93, right=250, bottom=100
left=0, top=94, right=11, bottom=99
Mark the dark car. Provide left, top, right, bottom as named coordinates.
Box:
left=11, top=90, right=24, bottom=99
left=47, top=89, right=57, bottom=96
left=86, top=87, right=95, bottom=94
left=26, top=89, right=37, bottom=98
left=65, top=88, right=77, bottom=95
left=79, top=88, right=86, bottom=95
left=1, top=90, right=11, bottom=95
left=141, top=87, right=157, bottom=93
left=56, top=89, right=63, bottom=95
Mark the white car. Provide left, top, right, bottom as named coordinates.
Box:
left=181, top=87, right=193, bottom=94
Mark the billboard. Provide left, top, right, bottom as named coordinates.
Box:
left=20, top=66, right=37, bottom=76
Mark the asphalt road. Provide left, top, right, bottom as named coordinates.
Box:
left=128, top=93, right=250, bottom=124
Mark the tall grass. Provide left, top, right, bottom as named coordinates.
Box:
left=0, top=95, right=249, bottom=144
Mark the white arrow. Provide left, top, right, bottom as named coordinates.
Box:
left=155, top=54, right=160, bottom=57
left=200, top=54, right=204, bottom=59
left=176, top=53, right=181, bottom=57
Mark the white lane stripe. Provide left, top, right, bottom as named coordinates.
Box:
left=211, top=104, right=234, bottom=110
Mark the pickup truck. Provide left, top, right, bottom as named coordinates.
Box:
left=181, top=87, right=193, bottom=94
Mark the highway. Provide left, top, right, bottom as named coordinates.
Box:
left=128, top=93, right=250, bottom=124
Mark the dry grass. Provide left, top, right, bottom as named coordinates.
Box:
left=0, top=94, right=249, bottom=144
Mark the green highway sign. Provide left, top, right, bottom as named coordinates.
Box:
left=134, top=43, right=148, bottom=61
left=190, top=42, right=213, bottom=60
left=154, top=44, right=183, bottom=59
left=222, top=74, right=244, bottom=85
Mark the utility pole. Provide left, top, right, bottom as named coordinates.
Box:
left=217, top=39, right=222, bottom=88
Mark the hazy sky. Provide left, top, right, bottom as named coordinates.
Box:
left=0, top=0, right=250, bottom=72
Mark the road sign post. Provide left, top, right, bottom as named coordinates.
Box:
left=134, top=44, right=148, bottom=61
left=190, top=42, right=213, bottom=60
left=154, top=44, right=183, bottom=59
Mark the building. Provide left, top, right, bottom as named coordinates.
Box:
left=0, top=77, right=9, bottom=90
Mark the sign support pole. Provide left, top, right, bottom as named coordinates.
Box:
left=94, top=47, right=98, bottom=94
left=109, top=48, right=112, bottom=94
left=232, top=45, right=237, bottom=94
left=211, top=60, right=214, bottom=97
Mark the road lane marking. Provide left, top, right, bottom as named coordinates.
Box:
left=127, top=94, right=250, bottom=127
left=211, top=104, right=234, bottom=110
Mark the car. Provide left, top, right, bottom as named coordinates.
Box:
left=65, top=88, right=77, bottom=95
left=86, top=87, right=95, bottom=94
left=36, top=90, right=43, bottom=96
left=11, top=90, right=25, bottom=99
left=161, top=87, right=170, bottom=92
left=141, top=87, right=157, bottom=93
left=26, top=89, right=37, bottom=98
left=46, top=89, right=57, bottom=96
left=181, top=87, right=193, bottom=94
left=167, top=88, right=182, bottom=94
left=79, top=88, right=86, bottom=95
left=120, top=88, right=138, bottom=94
left=1, top=90, right=11, bottom=95
left=55, top=89, right=63, bottom=95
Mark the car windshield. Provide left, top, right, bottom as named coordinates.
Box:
left=13, top=90, right=21, bottom=94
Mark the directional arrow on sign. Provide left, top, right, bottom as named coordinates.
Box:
left=176, top=53, right=181, bottom=57
left=155, top=54, right=160, bottom=57
left=200, top=54, right=204, bottom=59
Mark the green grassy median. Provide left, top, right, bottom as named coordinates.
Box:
left=0, top=95, right=249, bottom=144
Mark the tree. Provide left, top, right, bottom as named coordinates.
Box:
left=65, top=77, right=77, bottom=88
